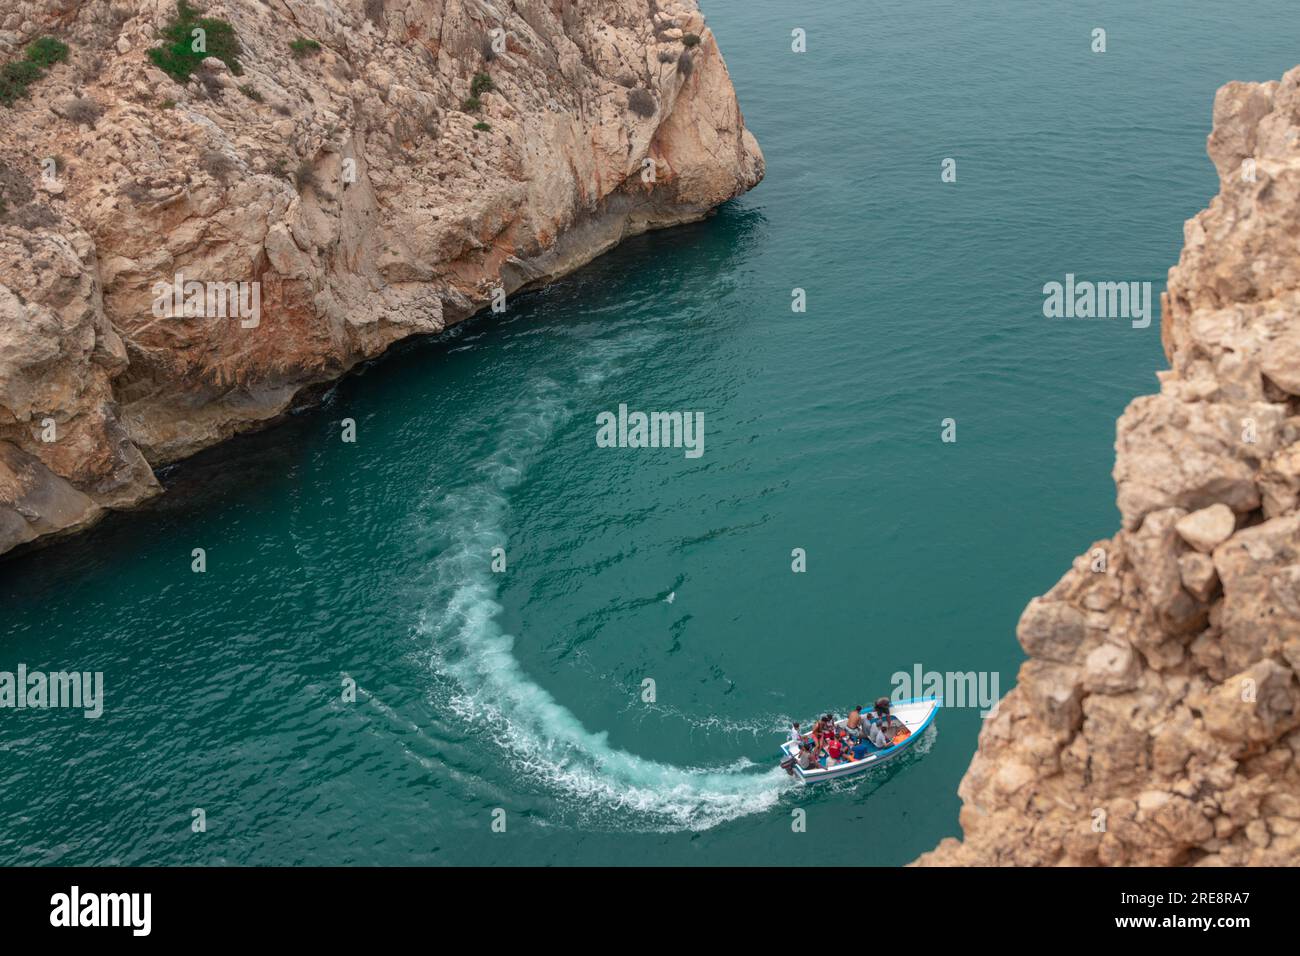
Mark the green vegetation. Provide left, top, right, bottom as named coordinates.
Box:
left=473, top=121, right=491, bottom=132
left=25, top=36, right=69, bottom=68
left=682, top=33, right=701, bottom=48
left=470, top=72, right=493, bottom=96
left=238, top=83, right=262, bottom=102
left=148, top=2, right=243, bottom=82
left=160, top=97, right=177, bottom=109
left=0, top=35, right=70, bottom=107
left=290, top=38, right=322, bottom=58
left=3, top=61, right=42, bottom=88
left=461, top=95, right=482, bottom=112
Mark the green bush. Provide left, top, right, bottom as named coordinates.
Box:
left=473, top=121, right=491, bottom=131
left=461, top=95, right=481, bottom=112
left=148, top=1, right=243, bottom=82
left=290, top=38, right=322, bottom=58
left=0, top=35, right=70, bottom=107
left=26, top=36, right=70, bottom=67
left=682, top=33, right=701, bottom=48
left=470, top=72, right=493, bottom=96
left=238, top=83, right=262, bottom=101
left=3, top=61, right=42, bottom=87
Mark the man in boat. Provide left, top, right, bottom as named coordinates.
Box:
left=871, top=697, right=909, bottom=744
left=788, top=721, right=803, bottom=747
left=845, top=705, right=864, bottom=739
left=851, top=734, right=875, bottom=760
left=795, top=741, right=817, bottom=771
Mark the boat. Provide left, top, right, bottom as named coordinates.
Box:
left=779, top=696, right=941, bottom=784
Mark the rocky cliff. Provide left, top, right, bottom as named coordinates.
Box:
left=0, top=0, right=762, bottom=554
left=917, top=67, right=1300, bottom=867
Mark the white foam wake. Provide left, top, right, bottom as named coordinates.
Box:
left=415, top=370, right=789, bottom=832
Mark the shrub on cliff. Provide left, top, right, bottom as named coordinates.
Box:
left=199, top=148, right=235, bottom=183
left=461, top=95, right=482, bottom=113
left=290, top=38, right=322, bottom=59
left=471, top=72, right=494, bottom=96
left=627, top=88, right=656, bottom=118
left=293, top=161, right=317, bottom=193
left=148, top=2, right=243, bottom=82
left=682, top=33, right=701, bottom=48
left=63, top=97, right=103, bottom=127
left=0, top=35, right=71, bottom=107
left=25, top=37, right=70, bottom=68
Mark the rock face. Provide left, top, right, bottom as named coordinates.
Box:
left=0, top=0, right=763, bottom=554
left=917, top=67, right=1300, bottom=867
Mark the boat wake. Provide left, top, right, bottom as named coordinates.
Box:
left=413, top=345, right=789, bottom=833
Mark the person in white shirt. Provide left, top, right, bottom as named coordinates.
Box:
left=865, top=718, right=890, bottom=748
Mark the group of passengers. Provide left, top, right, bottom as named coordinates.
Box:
left=785, top=698, right=909, bottom=772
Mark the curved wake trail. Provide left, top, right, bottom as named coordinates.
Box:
left=416, top=361, right=789, bottom=832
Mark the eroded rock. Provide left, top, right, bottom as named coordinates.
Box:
left=0, top=0, right=763, bottom=553
left=917, top=63, right=1300, bottom=868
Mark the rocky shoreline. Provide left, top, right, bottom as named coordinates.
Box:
left=917, top=66, right=1300, bottom=867
left=0, top=0, right=763, bottom=555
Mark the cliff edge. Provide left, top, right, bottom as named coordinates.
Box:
left=0, top=0, right=763, bottom=555
left=917, top=66, right=1300, bottom=866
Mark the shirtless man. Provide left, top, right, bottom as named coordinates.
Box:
left=845, top=705, right=864, bottom=739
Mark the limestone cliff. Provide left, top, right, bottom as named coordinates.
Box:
left=0, top=0, right=763, bottom=554
left=917, top=67, right=1300, bottom=867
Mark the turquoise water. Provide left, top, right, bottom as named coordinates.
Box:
left=2, top=1, right=1297, bottom=865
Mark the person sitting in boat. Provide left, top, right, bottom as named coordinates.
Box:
left=863, top=717, right=890, bottom=749
left=796, top=741, right=817, bottom=771
left=788, top=721, right=803, bottom=747
left=812, top=714, right=833, bottom=750
left=826, top=738, right=857, bottom=764
left=845, top=705, right=865, bottom=740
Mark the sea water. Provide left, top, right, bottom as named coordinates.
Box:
left=2, top=0, right=1296, bottom=865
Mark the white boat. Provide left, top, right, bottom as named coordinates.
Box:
left=779, top=697, right=941, bottom=784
